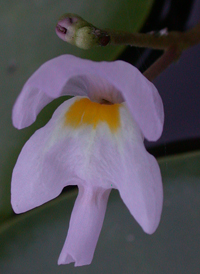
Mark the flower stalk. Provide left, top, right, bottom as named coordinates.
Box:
left=108, top=22, right=200, bottom=51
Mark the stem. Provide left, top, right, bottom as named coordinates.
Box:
left=108, top=22, right=200, bottom=51
left=143, top=45, right=180, bottom=81
left=142, top=23, right=200, bottom=81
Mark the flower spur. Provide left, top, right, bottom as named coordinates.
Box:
left=11, top=54, right=164, bottom=266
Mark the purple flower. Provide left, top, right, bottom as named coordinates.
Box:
left=11, top=55, right=164, bottom=266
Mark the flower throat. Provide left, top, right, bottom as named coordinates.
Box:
left=65, top=97, right=121, bottom=132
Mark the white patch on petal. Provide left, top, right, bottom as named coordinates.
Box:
left=42, top=99, right=144, bottom=190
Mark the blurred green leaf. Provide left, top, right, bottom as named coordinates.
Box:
left=0, top=0, right=154, bottom=222
left=0, top=151, right=200, bottom=273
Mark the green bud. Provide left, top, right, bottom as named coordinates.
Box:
left=56, top=13, right=110, bottom=49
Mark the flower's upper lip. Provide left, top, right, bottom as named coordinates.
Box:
left=12, top=54, right=164, bottom=141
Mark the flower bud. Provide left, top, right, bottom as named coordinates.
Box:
left=56, top=13, right=110, bottom=49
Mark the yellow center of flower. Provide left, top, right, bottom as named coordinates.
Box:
left=65, top=97, right=121, bottom=132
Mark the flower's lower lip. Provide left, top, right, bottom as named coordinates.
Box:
left=56, top=24, right=67, bottom=34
